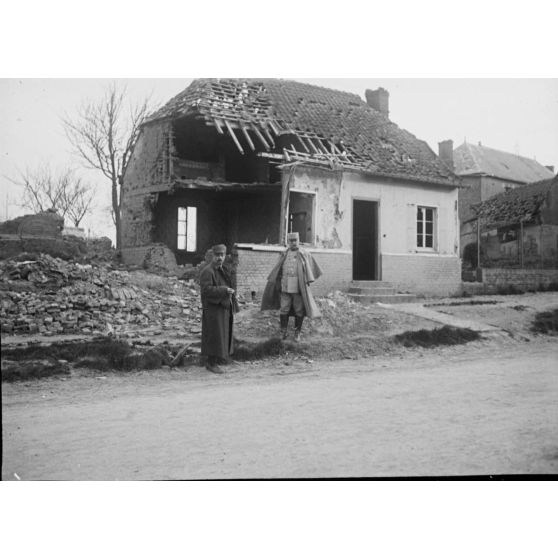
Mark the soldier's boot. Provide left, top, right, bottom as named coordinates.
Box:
left=206, top=356, right=224, bottom=374
left=280, top=314, right=289, bottom=340
left=294, top=316, right=304, bottom=342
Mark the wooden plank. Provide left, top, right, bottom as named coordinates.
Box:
left=252, top=125, right=271, bottom=150
left=262, top=126, right=275, bottom=147
left=314, top=137, right=329, bottom=153
left=170, top=343, right=193, bottom=367
left=241, top=127, right=256, bottom=151
left=224, top=119, right=245, bottom=154
left=268, top=120, right=280, bottom=135
left=213, top=119, right=225, bottom=134
left=297, top=136, right=310, bottom=153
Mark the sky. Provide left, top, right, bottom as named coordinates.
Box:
left=1, top=78, right=557, bottom=243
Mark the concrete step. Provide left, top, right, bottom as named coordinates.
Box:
left=348, top=286, right=396, bottom=295
left=348, top=293, right=418, bottom=304
left=350, top=280, right=394, bottom=288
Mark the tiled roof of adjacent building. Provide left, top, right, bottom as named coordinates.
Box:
left=147, top=78, right=459, bottom=186
left=473, top=175, right=557, bottom=227
left=453, top=141, right=554, bottom=183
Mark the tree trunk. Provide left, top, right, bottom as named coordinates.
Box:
left=112, top=177, right=122, bottom=250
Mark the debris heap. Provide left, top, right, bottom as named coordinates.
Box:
left=0, top=254, right=203, bottom=338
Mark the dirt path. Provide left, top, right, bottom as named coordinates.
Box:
left=3, top=340, right=557, bottom=479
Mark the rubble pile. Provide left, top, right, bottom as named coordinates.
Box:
left=0, top=254, right=203, bottom=337
left=82, top=237, right=115, bottom=263
left=143, top=244, right=180, bottom=275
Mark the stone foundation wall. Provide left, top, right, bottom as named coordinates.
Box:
left=382, top=254, right=462, bottom=297
left=482, top=268, right=558, bottom=290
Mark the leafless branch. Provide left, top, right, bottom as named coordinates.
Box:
left=8, top=165, right=95, bottom=226
left=62, top=82, right=154, bottom=248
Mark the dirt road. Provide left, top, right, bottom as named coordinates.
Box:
left=3, top=339, right=557, bottom=480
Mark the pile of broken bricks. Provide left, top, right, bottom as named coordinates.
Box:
left=0, top=254, right=205, bottom=338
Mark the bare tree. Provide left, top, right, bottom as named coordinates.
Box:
left=62, top=177, right=96, bottom=227
left=9, top=165, right=95, bottom=226
left=62, top=83, right=152, bottom=249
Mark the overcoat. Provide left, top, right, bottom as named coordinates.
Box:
left=200, top=264, right=239, bottom=359
left=260, top=248, right=323, bottom=319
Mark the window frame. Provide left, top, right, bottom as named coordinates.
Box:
left=416, top=205, right=438, bottom=252
left=177, top=206, right=197, bottom=252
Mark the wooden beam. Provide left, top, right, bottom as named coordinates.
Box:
left=224, top=119, right=244, bottom=154
left=268, top=120, right=280, bottom=136
left=213, top=119, right=225, bottom=134
left=314, top=137, right=329, bottom=154
left=262, top=125, right=275, bottom=147
left=297, top=136, right=310, bottom=153
left=252, top=125, right=270, bottom=150
left=306, top=137, right=321, bottom=154
left=241, top=127, right=256, bottom=151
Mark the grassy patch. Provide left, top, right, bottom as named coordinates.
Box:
left=2, top=358, right=70, bottom=382
left=394, top=325, right=480, bottom=348
left=1, top=337, right=175, bottom=379
left=233, top=337, right=308, bottom=361
left=2, top=338, right=132, bottom=367
left=531, top=308, right=558, bottom=334
left=428, top=300, right=499, bottom=307
left=496, top=285, right=525, bottom=295
left=537, top=282, right=558, bottom=292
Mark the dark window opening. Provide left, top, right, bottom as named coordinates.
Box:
left=289, top=191, right=314, bottom=244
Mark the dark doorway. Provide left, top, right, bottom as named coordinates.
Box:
left=288, top=191, right=314, bottom=243
left=353, top=200, right=378, bottom=280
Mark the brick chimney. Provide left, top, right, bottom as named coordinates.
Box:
left=365, top=88, right=389, bottom=116
left=438, top=139, right=454, bottom=171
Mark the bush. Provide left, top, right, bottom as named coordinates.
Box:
left=2, top=358, right=70, bottom=382
left=1, top=337, right=175, bottom=378
left=531, top=308, right=558, bottom=334
left=496, top=284, right=525, bottom=295
left=394, top=326, right=480, bottom=348
left=233, top=337, right=307, bottom=361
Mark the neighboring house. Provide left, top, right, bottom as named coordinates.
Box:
left=471, top=175, right=558, bottom=267
left=122, top=79, right=462, bottom=296
left=437, top=140, right=555, bottom=256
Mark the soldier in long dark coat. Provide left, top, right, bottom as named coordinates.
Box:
left=261, top=232, right=323, bottom=341
left=200, top=244, right=238, bottom=374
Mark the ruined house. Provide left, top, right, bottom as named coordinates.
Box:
left=122, top=79, right=462, bottom=296
left=438, top=140, right=555, bottom=256
left=471, top=175, right=558, bottom=268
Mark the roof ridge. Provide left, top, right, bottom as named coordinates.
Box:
left=465, top=141, right=547, bottom=166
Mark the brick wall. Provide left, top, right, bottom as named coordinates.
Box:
left=235, top=246, right=352, bottom=296
left=482, top=268, right=558, bottom=290
left=236, top=247, right=462, bottom=297
left=382, top=254, right=462, bottom=296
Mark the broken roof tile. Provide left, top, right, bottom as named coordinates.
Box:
left=147, top=78, right=459, bottom=186
left=473, top=175, right=557, bottom=227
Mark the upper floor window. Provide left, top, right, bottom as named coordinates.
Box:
left=417, top=206, right=436, bottom=249
left=177, top=206, right=197, bottom=251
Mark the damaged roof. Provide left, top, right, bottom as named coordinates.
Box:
left=453, top=142, right=554, bottom=183
left=147, top=78, right=459, bottom=186
left=472, top=175, right=557, bottom=227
